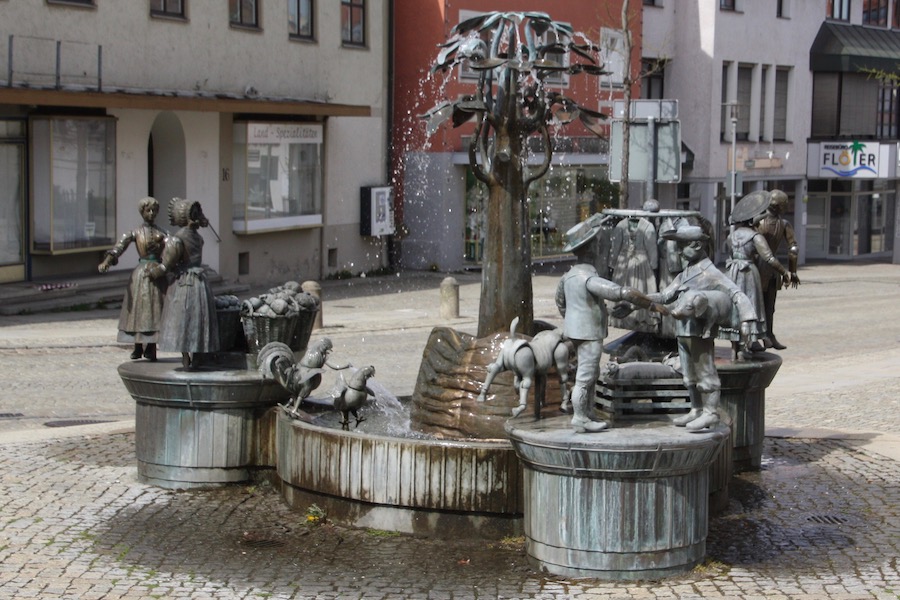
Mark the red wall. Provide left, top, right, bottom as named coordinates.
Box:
left=390, top=0, right=643, bottom=222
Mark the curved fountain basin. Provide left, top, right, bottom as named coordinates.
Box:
left=119, top=359, right=288, bottom=489
left=506, top=416, right=730, bottom=580
left=275, top=409, right=524, bottom=539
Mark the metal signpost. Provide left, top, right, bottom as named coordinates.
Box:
left=609, top=99, right=682, bottom=202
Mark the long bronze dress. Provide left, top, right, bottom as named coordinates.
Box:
left=720, top=226, right=771, bottom=342
left=157, top=227, right=219, bottom=353
left=104, top=224, right=167, bottom=343
left=609, top=217, right=659, bottom=332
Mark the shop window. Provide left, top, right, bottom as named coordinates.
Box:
left=150, top=0, right=185, bottom=19
left=230, top=0, right=258, bottom=28
left=0, top=121, right=26, bottom=272
left=289, top=0, right=314, bottom=40
left=30, top=117, right=116, bottom=254
left=232, top=122, right=323, bottom=234
left=341, top=0, right=365, bottom=47
left=877, top=83, right=899, bottom=138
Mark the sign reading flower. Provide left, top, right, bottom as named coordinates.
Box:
left=819, top=141, right=880, bottom=178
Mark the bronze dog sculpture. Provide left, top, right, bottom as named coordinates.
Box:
left=477, top=317, right=571, bottom=418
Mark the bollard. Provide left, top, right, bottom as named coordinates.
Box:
left=301, top=280, right=323, bottom=330
left=440, top=276, right=459, bottom=319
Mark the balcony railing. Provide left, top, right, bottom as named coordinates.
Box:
left=5, top=34, right=103, bottom=91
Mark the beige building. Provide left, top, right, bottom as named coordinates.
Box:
left=0, top=0, right=391, bottom=286
left=643, top=0, right=900, bottom=264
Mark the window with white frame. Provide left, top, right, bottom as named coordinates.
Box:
left=827, top=0, right=851, bottom=20
left=777, top=0, right=791, bottom=17
left=232, top=122, right=323, bottom=234
left=539, top=25, right=571, bottom=88
left=600, top=28, right=627, bottom=88
left=30, top=116, right=116, bottom=253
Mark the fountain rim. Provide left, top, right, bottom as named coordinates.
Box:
left=283, top=408, right=514, bottom=449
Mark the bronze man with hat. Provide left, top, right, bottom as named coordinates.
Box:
left=555, top=214, right=658, bottom=433
left=644, top=224, right=758, bottom=431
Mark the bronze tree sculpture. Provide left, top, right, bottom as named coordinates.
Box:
left=422, top=11, right=607, bottom=336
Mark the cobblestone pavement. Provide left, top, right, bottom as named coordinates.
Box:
left=0, top=262, right=899, bottom=598
left=1, top=432, right=899, bottom=599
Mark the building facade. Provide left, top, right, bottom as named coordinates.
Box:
left=392, top=0, right=640, bottom=271
left=0, top=0, right=390, bottom=286
left=643, top=0, right=900, bottom=264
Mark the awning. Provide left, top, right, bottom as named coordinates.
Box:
left=0, top=85, right=371, bottom=117
left=810, top=21, right=900, bottom=73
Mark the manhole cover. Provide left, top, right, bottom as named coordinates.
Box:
left=44, top=419, right=113, bottom=428
left=807, top=514, right=849, bottom=525
left=240, top=537, right=287, bottom=549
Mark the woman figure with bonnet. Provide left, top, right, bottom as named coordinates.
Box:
left=98, top=196, right=167, bottom=362
left=148, top=198, right=219, bottom=369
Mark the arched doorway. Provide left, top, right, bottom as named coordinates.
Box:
left=149, top=112, right=186, bottom=213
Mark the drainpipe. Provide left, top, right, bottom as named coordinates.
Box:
left=386, top=0, right=397, bottom=270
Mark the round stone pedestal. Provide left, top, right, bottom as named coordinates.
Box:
left=119, top=359, right=289, bottom=489
left=505, top=416, right=730, bottom=580
left=717, top=351, right=782, bottom=472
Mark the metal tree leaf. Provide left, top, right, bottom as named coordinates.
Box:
left=579, top=111, right=606, bottom=136
left=452, top=106, right=476, bottom=127
left=457, top=97, right=487, bottom=112
left=433, top=42, right=461, bottom=72
left=569, top=43, right=598, bottom=63
left=527, top=15, right=553, bottom=37
left=577, top=105, right=607, bottom=120
left=507, top=58, right=533, bottom=71
left=419, top=101, right=454, bottom=136
left=536, top=42, right=567, bottom=57
left=470, top=58, right=507, bottom=70
left=552, top=105, right=579, bottom=125
left=452, top=14, right=488, bottom=36
left=477, top=12, right=505, bottom=33
left=576, top=64, right=607, bottom=76
left=552, top=22, right=575, bottom=37
left=533, top=59, right=567, bottom=72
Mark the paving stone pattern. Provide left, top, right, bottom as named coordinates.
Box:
left=1, top=263, right=900, bottom=598
left=1, top=434, right=899, bottom=599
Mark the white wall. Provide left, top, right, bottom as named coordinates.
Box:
left=0, top=0, right=387, bottom=108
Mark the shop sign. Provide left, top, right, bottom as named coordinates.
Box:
left=247, top=122, right=322, bottom=145
left=818, top=141, right=879, bottom=178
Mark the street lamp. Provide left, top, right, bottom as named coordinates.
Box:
left=726, top=102, right=739, bottom=235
